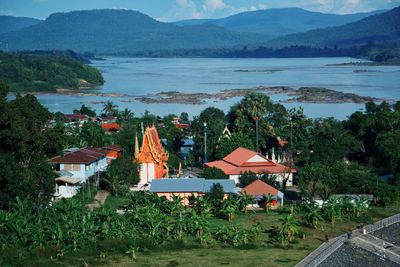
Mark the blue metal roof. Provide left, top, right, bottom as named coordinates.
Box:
left=203, top=179, right=236, bottom=194
left=149, top=178, right=237, bottom=194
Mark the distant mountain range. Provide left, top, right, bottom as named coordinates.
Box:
left=174, top=8, right=384, bottom=37
left=0, top=7, right=398, bottom=54
left=265, top=6, right=400, bottom=48
left=0, top=9, right=266, bottom=53
left=0, top=15, right=41, bottom=34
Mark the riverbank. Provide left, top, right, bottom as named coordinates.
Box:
left=17, top=85, right=392, bottom=105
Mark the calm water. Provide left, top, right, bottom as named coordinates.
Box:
left=33, top=57, right=400, bottom=120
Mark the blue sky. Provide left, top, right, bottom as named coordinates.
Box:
left=1, top=0, right=400, bottom=20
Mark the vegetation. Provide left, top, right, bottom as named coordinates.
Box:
left=0, top=52, right=104, bottom=92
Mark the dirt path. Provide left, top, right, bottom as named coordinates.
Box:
left=87, top=190, right=110, bottom=209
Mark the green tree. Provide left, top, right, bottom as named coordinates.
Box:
left=303, top=202, right=324, bottom=229
left=192, top=107, right=226, bottom=162
left=102, top=101, right=118, bottom=116
left=216, top=132, right=254, bottom=159
left=0, top=81, right=63, bottom=209
left=278, top=207, right=299, bottom=243
left=238, top=171, right=258, bottom=187
left=102, top=158, right=139, bottom=195
left=80, top=121, right=109, bottom=147
left=74, top=104, right=96, bottom=117
left=203, top=167, right=228, bottom=180
left=228, top=93, right=275, bottom=152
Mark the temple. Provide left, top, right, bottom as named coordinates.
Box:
left=135, top=126, right=169, bottom=186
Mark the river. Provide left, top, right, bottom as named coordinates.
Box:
left=34, top=57, right=400, bottom=120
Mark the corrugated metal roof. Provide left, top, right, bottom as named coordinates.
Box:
left=203, top=179, right=236, bottom=194
left=149, top=178, right=237, bottom=194
left=150, top=178, right=204, bottom=193
left=56, top=176, right=81, bottom=184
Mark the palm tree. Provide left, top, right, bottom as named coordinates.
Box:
left=323, top=197, right=341, bottom=225
left=303, top=202, right=323, bottom=229
left=119, top=108, right=134, bottom=122
left=102, top=101, right=118, bottom=116
left=220, top=196, right=238, bottom=221
left=278, top=207, right=299, bottom=243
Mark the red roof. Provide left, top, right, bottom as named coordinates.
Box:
left=102, top=145, right=123, bottom=152
left=101, top=123, right=120, bottom=131
left=242, top=180, right=281, bottom=197
left=49, top=147, right=107, bottom=164
left=64, top=114, right=89, bottom=121
left=205, top=147, right=295, bottom=175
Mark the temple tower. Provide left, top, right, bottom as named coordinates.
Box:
left=135, top=126, right=169, bottom=185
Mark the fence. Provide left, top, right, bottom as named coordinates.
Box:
left=364, top=213, right=400, bottom=234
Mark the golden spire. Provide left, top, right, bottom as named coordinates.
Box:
left=134, top=133, right=140, bottom=160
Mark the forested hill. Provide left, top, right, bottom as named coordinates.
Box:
left=0, top=15, right=41, bottom=34
left=265, top=6, right=400, bottom=48
left=0, top=52, right=104, bottom=92
left=174, top=8, right=384, bottom=37
left=0, top=9, right=267, bottom=53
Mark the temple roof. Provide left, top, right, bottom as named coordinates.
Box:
left=136, top=126, right=168, bottom=163
left=205, top=147, right=295, bottom=175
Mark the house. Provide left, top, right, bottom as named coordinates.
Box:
left=171, top=117, right=190, bottom=129
left=180, top=139, right=194, bottom=159
left=205, top=147, right=296, bottom=186
left=101, top=123, right=121, bottom=133
left=135, top=126, right=169, bottom=186
left=54, top=176, right=81, bottom=199
left=149, top=178, right=238, bottom=205
left=49, top=147, right=108, bottom=182
left=241, top=180, right=284, bottom=207
left=64, top=113, right=89, bottom=127
left=101, top=145, right=123, bottom=163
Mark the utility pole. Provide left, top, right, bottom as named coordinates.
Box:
left=204, top=122, right=208, bottom=163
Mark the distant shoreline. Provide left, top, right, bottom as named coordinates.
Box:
left=10, top=86, right=394, bottom=105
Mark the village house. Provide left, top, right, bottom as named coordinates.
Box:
left=54, top=176, right=81, bottom=200
left=64, top=113, right=89, bottom=127
left=49, top=147, right=108, bottom=183
left=205, top=147, right=296, bottom=186
left=101, top=123, right=121, bottom=133
left=101, top=145, right=123, bottom=163
left=241, top=179, right=284, bottom=207
left=149, top=178, right=238, bottom=205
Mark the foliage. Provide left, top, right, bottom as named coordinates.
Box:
left=203, top=167, right=228, bottom=180
left=74, top=104, right=96, bottom=117
left=206, top=183, right=225, bottom=202
left=216, top=132, right=254, bottom=159
left=0, top=81, right=64, bottom=209
left=278, top=207, right=299, bottom=243
left=80, top=121, right=110, bottom=147
left=238, top=171, right=279, bottom=188
left=0, top=52, right=104, bottom=92
left=102, top=158, right=139, bottom=195
left=192, top=107, right=226, bottom=161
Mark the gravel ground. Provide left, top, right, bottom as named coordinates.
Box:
left=319, top=243, right=399, bottom=267
left=372, top=223, right=400, bottom=246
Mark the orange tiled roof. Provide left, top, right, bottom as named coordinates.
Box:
left=101, top=123, right=120, bottom=131
left=205, top=147, right=295, bottom=175
left=241, top=180, right=280, bottom=196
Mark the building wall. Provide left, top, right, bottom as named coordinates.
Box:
left=156, top=192, right=201, bottom=205
left=56, top=184, right=80, bottom=198
left=139, top=163, right=155, bottom=185
left=229, top=173, right=293, bottom=186
left=59, top=157, right=108, bottom=183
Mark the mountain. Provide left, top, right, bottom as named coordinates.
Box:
left=0, top=9, right=267, bottom=53
left=174, top=8, right=384, bottom=37
left=0, top=15, right=41, bottom=34
left=265, top=7, right=400, bottom=48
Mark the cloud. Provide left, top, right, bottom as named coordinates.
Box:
left=159, top=0, right=268, bottom=21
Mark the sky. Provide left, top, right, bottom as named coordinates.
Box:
left=1, top=0, right=399, bottom=21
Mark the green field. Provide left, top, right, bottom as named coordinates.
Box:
left=2, top=201, right=399, bottom=267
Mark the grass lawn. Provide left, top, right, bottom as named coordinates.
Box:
left=5, top=201, right=399, bottom=267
